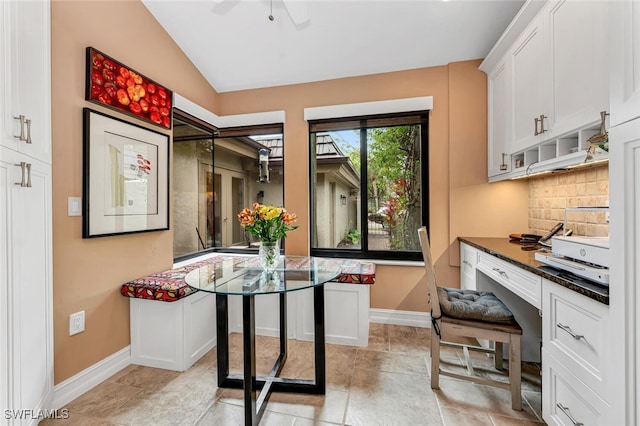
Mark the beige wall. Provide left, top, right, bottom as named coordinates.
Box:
left=219, top=60, right=529, bottom=311
left=528, top=164, right=609, bottom=236
left=51, top=0, right=218, bottom=383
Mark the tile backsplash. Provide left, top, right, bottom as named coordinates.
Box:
left=529, top=164, right=609, bottom=237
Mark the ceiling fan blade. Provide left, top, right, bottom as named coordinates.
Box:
left=282, top=0, right=310, bottom=26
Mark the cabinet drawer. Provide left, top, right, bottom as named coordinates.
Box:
left=542, top=280, right=609, bottom=399
left=477, top=252, right=542, bottom=308
left=542, top=350, right=609, bottom=425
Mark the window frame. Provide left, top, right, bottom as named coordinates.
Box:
left=309, top=111, right=430, bottom=261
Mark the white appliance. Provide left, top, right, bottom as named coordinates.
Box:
left=535, top=236, right=610, bottom=285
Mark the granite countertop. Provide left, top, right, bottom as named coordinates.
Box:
left=458, top=237, right=609, bottom=305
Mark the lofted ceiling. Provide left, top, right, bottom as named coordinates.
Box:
left=142, top=0, right=525, bottom=93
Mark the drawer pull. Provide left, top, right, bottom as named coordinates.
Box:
left=462, top=260, right=471, bottom=266
left=14, top=115, right=26, bottom=141
left=557, top=323, right=584, bottom=340
left=556, top=403, right=584, bottom=426
left=491, top=267, right=508, bottom=278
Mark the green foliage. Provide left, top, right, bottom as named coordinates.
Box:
left=344, top=228, right=361, bottom=244
left=367, top=125, right=422, bottom=250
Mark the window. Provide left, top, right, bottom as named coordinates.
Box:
left=310, top=113, right=429, bottom=261
left=172, top=110, right=284, bottom=261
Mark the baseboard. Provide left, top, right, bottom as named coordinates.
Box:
left=51, top=346, right=131, bottom=409
left=369, top=308, right=431, bottom=328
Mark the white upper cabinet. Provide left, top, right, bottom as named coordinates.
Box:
left=487, top=56, right=512, bottom=177
left=481, top=0, right=609, bottom=181
left=545, top=0, right=608, bottom=138
left=1, top=0, right=51, bottom=164
left=610, top=0, right=640, bottom=127
left=510, top=13, right=549, bottom=153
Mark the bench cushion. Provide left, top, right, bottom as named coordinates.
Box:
left=121, top=256, right=376, bottom=302
left=437, top=287, right=516, bottom=324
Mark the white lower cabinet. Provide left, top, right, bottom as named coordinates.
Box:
left=542, top=349, right=609, bottom=426
left=542, top=279, right=610, bottom=424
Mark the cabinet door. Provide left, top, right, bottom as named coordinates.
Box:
left=546, top=0, right=609, bottom=138
left=487, top=58, right=511, bottom=178
left=0, top=148, right=53, bottom=415
left=12, top=156, right=52, bottom=413
left=0, top=147, right=13, bottom=421
left=510, top=13, right=549, bottom=153
left=610, top=0, right=640, bottom=127
left=3, top=0, right=51, bottom=163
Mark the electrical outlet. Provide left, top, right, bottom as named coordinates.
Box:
left=69, top=311, right=85, bottom=336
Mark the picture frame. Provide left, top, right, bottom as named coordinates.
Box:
left=86, top=46, right=173, bottom=129
left=82, top=108, right=169, bottom=238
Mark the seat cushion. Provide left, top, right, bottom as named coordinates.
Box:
left=437, top=287, right=516, bottom=324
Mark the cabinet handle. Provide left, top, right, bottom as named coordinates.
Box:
left=500, top=153, right=508, bottom=171
left=491, top=267, right=508, bottom=278
left=14, top=115, right=26, bottom=141
left=556, top=403, right=584, bottom=426
left=557, top=323, right=584, bottom=340
left=462, top=260, right=471, bottom=266
left=538, top=114, right=547, bottom=134
left=534, top=117, right=540, bottom=136
left=25, top=163, right=32, bottom=188
left=25, top=118, right=32, bottom=144
left=14, top=162, right=26, bottom=186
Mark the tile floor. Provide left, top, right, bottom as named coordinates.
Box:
left=43, top=324, right=544, bottom=425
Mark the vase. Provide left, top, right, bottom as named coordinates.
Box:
left=259, top=240, right=280, bottom=272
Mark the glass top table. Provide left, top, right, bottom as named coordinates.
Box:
left=185, top=255, right=343, bottom=426
left=184, top=255, right=343, bottom=296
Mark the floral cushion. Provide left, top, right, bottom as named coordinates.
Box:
left=121, top=256, right=376, bottom=302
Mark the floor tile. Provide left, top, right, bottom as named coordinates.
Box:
left=345, top=366, right=442, bottom=426
left=56, top=325, right=543, bottom=426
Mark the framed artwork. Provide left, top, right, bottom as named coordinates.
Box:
left=82, top=108, right=169, bottom=238
left=86, top=46, right=173, bottom=129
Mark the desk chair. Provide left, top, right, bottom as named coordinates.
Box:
left=418, top=227, right=523, bottom=410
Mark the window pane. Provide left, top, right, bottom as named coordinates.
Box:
left=366, top=126, right=421, bottom=251
left=312, top=130, right=361, bottom=249
left=214, top=133, right=284, bottom=250
left=173, top=117, right=214, bottom=257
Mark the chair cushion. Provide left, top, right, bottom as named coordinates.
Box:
left=437, top=287, right=516, bottom=324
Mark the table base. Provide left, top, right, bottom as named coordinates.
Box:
left=215, top=285, right=326, bottom=426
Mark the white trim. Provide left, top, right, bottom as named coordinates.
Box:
left=371, top=259, right=424, bottom=267
left=51, top=346, right=131, bottom=409
left=173, top=93, right=285, bottom=128
left=369, top=308, right=431, bottom=328
left=218, top=111, right=286, bottom=128
left=174, top=94, right=221, bottom=127
left=304, top=96, right=433, bottom=121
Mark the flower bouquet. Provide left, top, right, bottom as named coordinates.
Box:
left=237, top=203, right=298, bottom=271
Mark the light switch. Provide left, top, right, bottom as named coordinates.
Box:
left=68, top=197, right=81, bottom=216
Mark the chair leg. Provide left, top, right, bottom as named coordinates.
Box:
left=430, top=325, right=440, bottom=389
left=494, top=342, right=504, bottom=370
left=509, top=334, right=522, bottom=411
